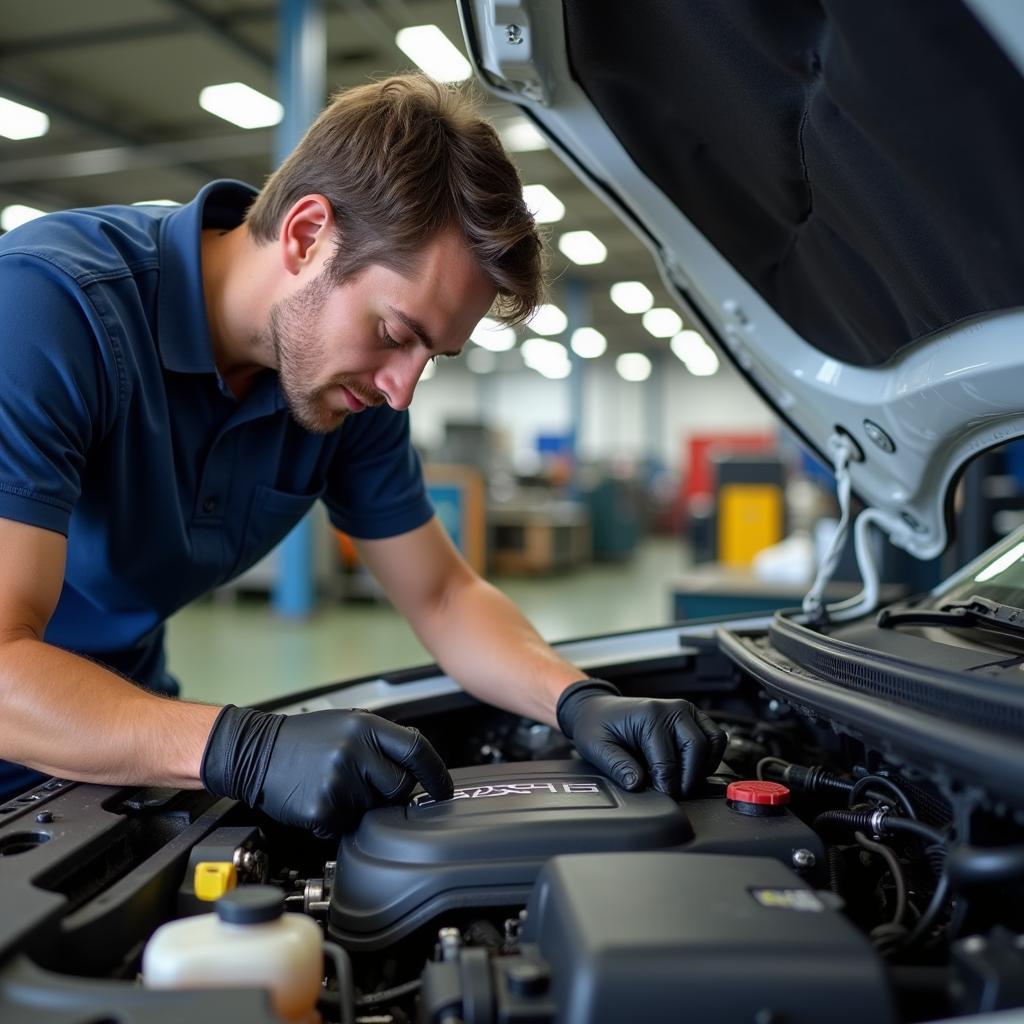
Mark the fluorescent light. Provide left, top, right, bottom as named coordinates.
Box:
left=671, top=330, right=719, bottom=376
left=500, top=117, right=547, bottom=152
left=470, top=316, right=517, bottom=352
left=529, top=303, right=568, bottom=336
left=642, top=307, right=682, bottom=338
left=521, top=337, right=572, bottom=379
left=683, top=347, right=719, bottom=376
left=537, top=361, right=571, bottom=379
left=610, top=281, right=653, bottom=314
left=419, top=360, right=436, bottom=381
left=199, top=82, right=283, bottom=129
left=670, top=330, right=707, bottom=362
left=975, top=541, right=1024, bottom=582
left=467, top=348, right=497, bottom=374
left=558, top=230, right=607, bottom=265
left=1, top=204, right=45, bottom=231
left=615, top=352, right=652, bottom=382
left=395, top=25, right=472, bottom=83
left=570, top=327, right=606, bottom=359
left=523, top=184, right=564, bottom=224
left=0, top=97, right=49, bottom=140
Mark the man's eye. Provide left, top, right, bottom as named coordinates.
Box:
left=382, top=325, right=402, bottom=349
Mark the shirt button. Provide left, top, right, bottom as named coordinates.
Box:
left=202, top=497, right=217, bottom=514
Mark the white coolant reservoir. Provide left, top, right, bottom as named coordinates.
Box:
left=143, top=885, right=323, bottom=1023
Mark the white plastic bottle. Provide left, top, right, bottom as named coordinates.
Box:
left=143, top=885, right=323, bottom=1023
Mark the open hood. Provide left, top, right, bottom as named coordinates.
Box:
left=459, top=0, right=1024, bottom=560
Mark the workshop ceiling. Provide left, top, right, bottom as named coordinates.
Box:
left=0, top=0, right=692, bottom=361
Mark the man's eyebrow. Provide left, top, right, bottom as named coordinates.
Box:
left=386, top=304, right=435, bottom=350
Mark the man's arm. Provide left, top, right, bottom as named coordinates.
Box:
left=356, top=517, right=727, bottom=796
left=0, top=518, right=219, bottom=787
left=355, top=517, right=582, bottom=728
left=0, top=516, right=452, bottom=835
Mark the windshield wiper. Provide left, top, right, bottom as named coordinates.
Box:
left=878, top=596, right=1024, bottom=637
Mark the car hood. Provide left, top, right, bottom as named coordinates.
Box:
left=459, top=0, right=1024, bottom=560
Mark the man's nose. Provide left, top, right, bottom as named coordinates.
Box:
left=376, top=354, right=429, bottom=411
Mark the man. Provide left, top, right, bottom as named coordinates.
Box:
left=0, top=75, right=725, bottom=837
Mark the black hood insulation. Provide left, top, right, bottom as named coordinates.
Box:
left=564, top=0, right=1024, bottom=366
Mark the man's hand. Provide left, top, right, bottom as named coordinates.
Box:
left=556, top=680, right=726, bottom=798
left=201, top=705, right=453, bottom=839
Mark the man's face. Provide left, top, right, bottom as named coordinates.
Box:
left=264, top=229, right=497, bottom=433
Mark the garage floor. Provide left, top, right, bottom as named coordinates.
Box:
left=166, top=537, right=692, bottom=707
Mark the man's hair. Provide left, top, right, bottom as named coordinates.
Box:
left=246, top=74, right=543, bottom=325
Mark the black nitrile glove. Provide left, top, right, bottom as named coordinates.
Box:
left=201, top=705, right=454, bottom=839
left=556, top=680, right=727, bottom=799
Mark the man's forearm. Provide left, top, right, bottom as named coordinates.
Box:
left=0, top=636, right=219, bottom=787
left=410, top=575, right=583, bottom=728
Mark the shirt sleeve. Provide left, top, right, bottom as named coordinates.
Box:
left=322, top=405, right=435, bottom=539
left=0, top=253, right=119, bottom=536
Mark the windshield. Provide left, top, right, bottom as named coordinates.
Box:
left=932, top=525, right=1024, bottom=610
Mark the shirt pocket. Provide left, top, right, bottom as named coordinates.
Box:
left=229, top=483, right=326, bottom=580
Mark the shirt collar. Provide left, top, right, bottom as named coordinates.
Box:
left=156, top=179, right=258, bottom=375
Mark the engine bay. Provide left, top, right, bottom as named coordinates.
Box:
left=2, top=627, right=1024, bottom=1024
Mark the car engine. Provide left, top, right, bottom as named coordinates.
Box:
left=3, top=652, right=1024, bottom=1024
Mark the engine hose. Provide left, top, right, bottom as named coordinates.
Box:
left=849, top=775, right=918, bottom=820
left=882, top=816, right=950, bottom=848
left=903, top=848, right=950, bottom=949
left=855, top=831, right=907, bottom=926
left=321, top=942, right=355, bottom=1024
left=815, top=809, right=951, bottom=846
left=772, top=763, right=853, bottom=797
left=817, top=812, right=953, bottom=945
left=354, top=979, right=422, bottom=1009
left=947, top=842, right=1024, bottom=888
left=814, top=808, right=878, bottom=833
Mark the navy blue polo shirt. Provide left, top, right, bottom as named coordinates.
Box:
left=0, top=180, right=434, bottom=797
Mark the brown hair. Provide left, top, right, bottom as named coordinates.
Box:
left=246, top=73, right=544, bottom=325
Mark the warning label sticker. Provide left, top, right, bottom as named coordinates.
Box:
left=750, top=888, right=825, bottom=912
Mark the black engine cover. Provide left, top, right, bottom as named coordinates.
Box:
left=523, top=852, right=895, bottom=1024
left=329, top=761, right=691, bottom=949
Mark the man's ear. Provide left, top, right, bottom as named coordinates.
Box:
left=279, top=194, right=335, bottom=275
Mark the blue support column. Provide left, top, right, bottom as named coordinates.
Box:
left=564, top=278, right=589, bottom=493
left=271, top=0, right=325, bottom=618
left=646, top=349, right=666, bottom=470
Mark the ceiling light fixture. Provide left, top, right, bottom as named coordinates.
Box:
left=470, top=317, right=517, bottom=352
left=529, top=303, right=568, bottom=336
left=615, top=352, right=652, bottom=382
left=199, top=82, right=283, bottom=129
left=671, top=329, right=720, bottom=376
left=500, top=117, right=547, bottom=152
left=642, top=307, right=683, bottom=338
left=558, top=230, right=607, bottom=265
left=570, top=327, right=607, bottom=359
left=0, top=204, right=45, bottom=232
left=395, top=25, right=472, bottom=82
left=522, top=337, right=572, bottom=379
left=522, top=184, right=565, bottom=224
left=0, top=96, right=49, bottom=140
left=609, top=281, right=654, bottom=314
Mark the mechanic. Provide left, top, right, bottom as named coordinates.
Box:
left=0, top=75, right=725, bottom=837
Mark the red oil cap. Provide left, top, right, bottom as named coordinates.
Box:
left=726, top=780, right=791, bottom=806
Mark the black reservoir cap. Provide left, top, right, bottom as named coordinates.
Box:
left=216, top=885, right=284, bottom=925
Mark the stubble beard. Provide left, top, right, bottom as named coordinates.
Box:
left=265, top=273, right=362, bottom=434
